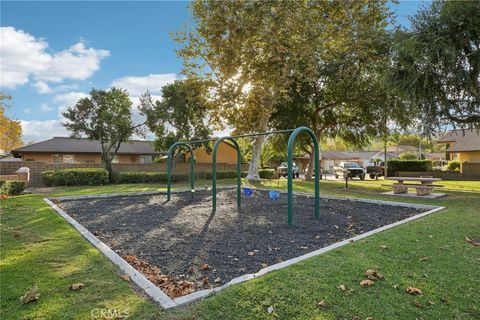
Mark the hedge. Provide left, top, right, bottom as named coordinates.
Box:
left=42, top=168, right=109, bottom=186
left=118, top=170, right=248, bottom=184
left=259, top=169, right=276, bottom=179
left=386, top=159, right=433, bottom=176
left=0, top=181, right=26, bottom=196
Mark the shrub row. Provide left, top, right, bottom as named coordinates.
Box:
left=118, top=169, right=278, bottom=184
left=118, top=170, right=251, bottom=184
left=386, top=159, right=433, bottom=176
left=0, top=181, right=26, bottom=196
left=42, top=168, right=109, bottom=186
left=259, top=169, right=276, bottom=179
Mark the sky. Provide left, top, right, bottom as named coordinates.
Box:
left=1, top=0, right=428, bottom=143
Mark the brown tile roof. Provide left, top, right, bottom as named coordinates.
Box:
left=12, top=137, right=161, bottom=155
left=437, top=130, right=480, bottom=152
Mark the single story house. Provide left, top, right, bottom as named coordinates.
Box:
left=386, top=145, right=419, bottom=156
left=12, top=137, right=161, bottom=164
left=437, top=129, right=480, bottom=172
left=320, top=151, right=397, bottom=171
left=185, top=141, right=240, bottom=165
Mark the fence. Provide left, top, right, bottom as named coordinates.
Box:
left=0, top=161, right=249, bottom=186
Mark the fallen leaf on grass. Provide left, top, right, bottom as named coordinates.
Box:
left=465, top=236, right=480, bottom=246
left=317, top=300, right=327, bottom=308
left=419, top=256, right=430, bottom=262
left=267, top=306, right=274, bottom=313
left=406, top=286, right=422, bottom=295
left=337, top=284, right=346, bottom=291
left=380, top=245, right=388, bottom=250
left=200, top=263, right=209, bottom=270
left=69, top=283, right=85, bottom=291
left=366, top=317, right=375, bottom=320
left=427, top=301, right=435, bottom=306
left=20, top=286, right=39, bottom=304
left=411, top=300, right=422, bottom=307
left=120, top=274, right=131, bottom=282
left=360, top=279, right=374, bottom=287
left=365, top=269, right=384, bottom=280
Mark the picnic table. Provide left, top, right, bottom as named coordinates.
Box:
left=383, top=177, right=443, bottom=196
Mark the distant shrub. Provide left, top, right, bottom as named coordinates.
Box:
left=387, top=159, right=433, bottom=176
left=399, top=151, right=418, bottom=160
left=259, top=169, right=276, bottom=179
left=0, top=181, right=26, bottom=196
left=42, top=168, right=109, bottom=186
left=447, top=160, right=460, bottom=171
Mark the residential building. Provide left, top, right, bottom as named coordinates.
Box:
left=11, top=137, right=161, bottom=164
left=437, top=129, right=480, bottom=172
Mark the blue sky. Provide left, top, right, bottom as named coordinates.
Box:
left=1, top=0, right=427, bottom=142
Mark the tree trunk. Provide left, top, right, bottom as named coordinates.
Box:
left=246, top=111, right=270, bottom=182
left=305, top=148, right=315, bottom=181
left=102, top=153, right=115, bottom=183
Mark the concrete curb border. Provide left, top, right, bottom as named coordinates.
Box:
left=44, top=190, right=445, bottom=309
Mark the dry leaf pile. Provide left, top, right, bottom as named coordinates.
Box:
left=123, top=255, right=194, bottom=298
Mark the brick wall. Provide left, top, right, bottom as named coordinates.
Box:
left=0, top=161, right=249, bottom=186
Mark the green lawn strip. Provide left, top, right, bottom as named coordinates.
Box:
left=1, top=180, right=479, bottom=319
left=0, top=195, right=162, bottom=320
left=169, top=190, right=479, bottom=320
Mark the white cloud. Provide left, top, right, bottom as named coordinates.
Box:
left=37, top=42, right=110, bottom=83
left=53, top=91, right=88, bottom=116
left=0, top=27, right=109, bottom=89
left=23, top=108, right=32, bottom=114
left=110, top=73, right=177, bottom=96
left=0, top=27, right=50, bottom=88
left=40, top=103, right=53, bottom=112
left=33, top=81, right=53, bottom=94
left=21, top=120, right=69, bottom=142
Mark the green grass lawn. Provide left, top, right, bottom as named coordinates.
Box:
left=1, top=179, right=479, bottom=319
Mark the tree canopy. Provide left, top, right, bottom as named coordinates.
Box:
left=176, top=0, right=396, bottom=180
left=142, top=79, right=212, bottom=152
left=391, top=0, right=480, bottom=134
left=0, top=94, right=23, bottom=152
left=62, top=88, right=146, bottom=182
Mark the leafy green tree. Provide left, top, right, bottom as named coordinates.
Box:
left=0, top=94, right=23, bottom=152
left=142, top=79, right=212, bottom=155
left=62, top=88, right=146, bottom=182
left=391, top=0, right=480, bottom=133
left=177, top=1, right=393, bottom=180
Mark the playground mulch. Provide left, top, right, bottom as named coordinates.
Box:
left=58, top=189, right=426, bottom=298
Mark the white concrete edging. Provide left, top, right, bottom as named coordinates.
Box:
left=44, top=192, right=445, bottom=309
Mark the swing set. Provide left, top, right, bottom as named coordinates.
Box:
left=166, top=126, right=320, bottom=225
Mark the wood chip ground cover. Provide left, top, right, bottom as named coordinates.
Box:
left=57, top=189, right=427, bottom=298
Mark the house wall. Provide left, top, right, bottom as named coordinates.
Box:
left=19, top=152, right=147, bottom=164
left=458, top=151, right=480, bottom=173
left=186, top=142, right=239, bottom=165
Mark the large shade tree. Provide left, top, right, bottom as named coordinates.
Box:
left=62, top=88, right=148, bottom=182
left=391, top=0, right=480, bottom=134
left=177, top=0, right=390, bottom=180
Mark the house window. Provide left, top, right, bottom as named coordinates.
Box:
left=52, top=154, right=75, bottom=164
left=140, top=155, right=152, bottom=163
left=63, top=155, right=75, bottom=164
